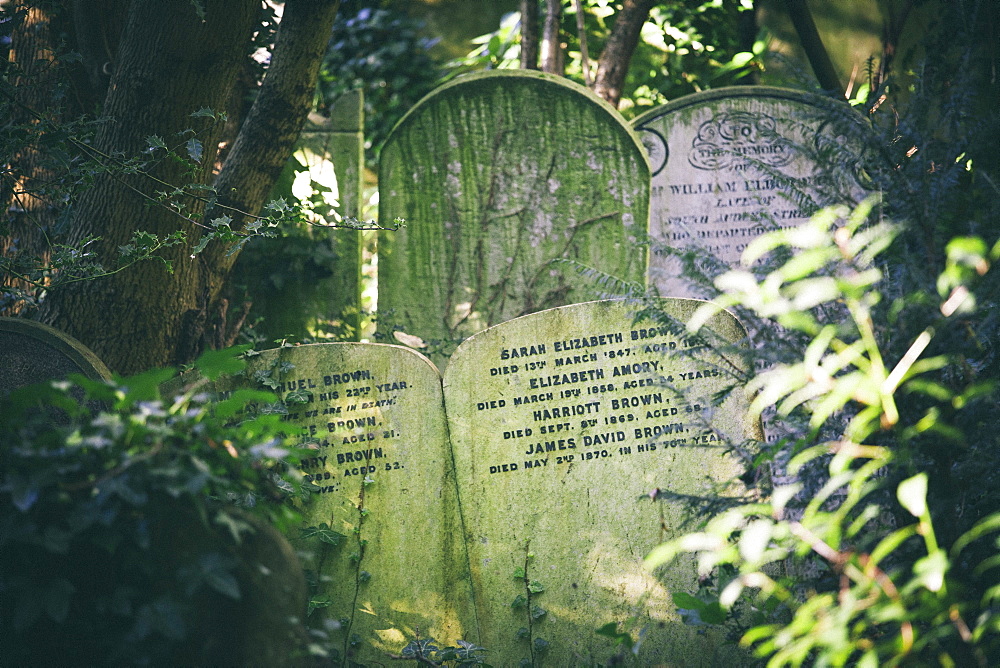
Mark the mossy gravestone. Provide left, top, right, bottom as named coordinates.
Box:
left=378, top=71, right=650, bottom=367
left=0, top=317, right=111, bottom=396
left=633, top=86, right=866, bottom=298
left=210, top=300, right=756, bottom=665
left=210, top=343, right=476, bottom=664
left=443, top=299, right=757, bottom=666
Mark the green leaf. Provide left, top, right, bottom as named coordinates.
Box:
left=528, top=580, right=545, bottom=593
left=301, top=523, right=345, bottom=545
left=119, top=366, right=176, bottom=403
left=194, top=345, right=252, bottom=380
left=897, top=473, right=928, bottom=518
left=185, top=137, right=203, bottom=163
left=911, top=549, right=948, bottom=593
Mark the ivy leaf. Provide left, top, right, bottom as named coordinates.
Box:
left=301, top=523, right=344, bottom=546
left=528, top=580, right=545, bottom=594
left=596, top=622, right=633, bottom=647
left=252, top=369, right=279, bottom=389
left=185, top=138, right=203, bottom=163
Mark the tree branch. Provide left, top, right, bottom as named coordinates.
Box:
left=592, top=0, right=654, bottom=107
left=574, top=0, right=591, bottom=85
left=540, top=0, right=563, bottom=74
left=202, top=0, right=341, bottom=271
left=784, top=0, right=843, bottom=95
left=520, top=0, right=539, bottom=70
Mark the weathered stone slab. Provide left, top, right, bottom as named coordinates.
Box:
left=0, top=317, right=111, bottom=397
left=378, top=71, right=649, bottom=367
left=235, top=91, right=365, bottom=342
left=633, top=86, right=865, bottom=297
left=443, top=300, right=757, bottom=666
left=209, top=343, right=476, bottom=663
left=305, top=90, right=365, bottom=340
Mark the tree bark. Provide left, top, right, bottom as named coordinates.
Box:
left=3, top=1, right=131, bottom=317
left=784, top=0, right=843, bottom=95
left=198, top=0, right=341, bottom=354
left=2, top=2, right=61, bottom=315
left=520, top=0, right=540, bottom=70
left=36, top=0, right=340, bottom=374
left=592, top=0, right=654, bottom=107
left=540, top=0, right=563, bottom=74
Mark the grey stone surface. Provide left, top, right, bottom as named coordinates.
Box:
left=443, top=299, right=758, bottom=666
left=0, top=317, right=111, bottom=398
left=633, top=86, right=866, bottom=299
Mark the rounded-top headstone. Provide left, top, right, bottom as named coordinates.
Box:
left=633, top=86, right=868, bottom=298
left=442, top=298, right=758, bottom=666
left=0, top=318, right=112, bottom=397
left=378, top=70, right=650, bottom=367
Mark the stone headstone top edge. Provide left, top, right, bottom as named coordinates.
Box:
left=255, top=340, right=442, bottom=376
left=382, top=69, right=651, bottom=172
left=441, top=297, right=751, bottom=385
left=0, top=317, right=112, bottom=382
left=631, top=84, right=856, bottom=127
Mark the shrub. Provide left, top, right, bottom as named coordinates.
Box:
left=0, top=347, right=317, bottom=665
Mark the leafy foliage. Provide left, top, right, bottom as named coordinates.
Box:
left=631, top=4, right=1000, bottom=665
left=449, top=0, right=759, bottom=116
left=0, top=347, right=314, bottom=664
left=649, top=210, right=1000, bottom=666
left=317, top=4, right=443, bottom=164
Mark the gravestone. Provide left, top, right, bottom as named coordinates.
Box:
left=632, top=86, right=866, bottom=298
left=443, top=299, right=757, bottom=666
left=0, top=317, right=112, bottom=397
left=235, top=91, right=365, bottom=342
left=208, top=342, right=477, bottom=664
left=378, top=70, right=650, bottom=367
left=205, top=299, right=757, bottom=664
left=304, top=90, right=365, bottom=340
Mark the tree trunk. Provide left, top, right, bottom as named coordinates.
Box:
left=3, top=2, right=56, bottom=314
left=36, top=0, right=340, bottom=374
left=520, top=0, right=540, bottom=70
left=540, top=0, right=563, bottom=74
left=3, top=0, right=129, bottom=316
left=592, top=0, right=655, bottom=107
left=198, top=0, right=341, bottom=355
left=784, top=0, right=843, bottom=95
